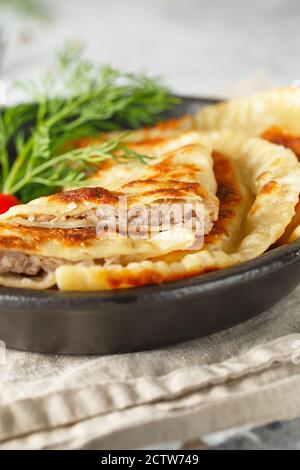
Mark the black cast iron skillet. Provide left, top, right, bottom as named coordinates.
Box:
left=0, top=96, right=299, bottom=355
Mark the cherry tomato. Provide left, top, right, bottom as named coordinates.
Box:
left=0, top=193, right=20, bottom=214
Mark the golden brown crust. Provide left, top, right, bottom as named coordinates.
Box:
left=204, top=152, right=243, bottom=246
left=262, top=127, right=300, bottom=160
left=49, top=187, right=120, bottom=205
left=55, top=254, right=230, bottom=291
left=2, top=138, right=218, bottom=234
left=195, top=89, right=300, bottom=246
left=0, top=131, right=218, bottom=287
left=149, top=151, right=244, bottom=264
left=1, top=103, right=300, bottom=290
left=195, top=88, right=300, bottom=135
left=123, top=179, right=211, bottom=202
left=0, top=225, right=97, bottom=251
left=276, top=200, right=300, bottom=244
left=73, top=116, right=194, bottom=149
left=95, top=264, right=219, bottom=290
left=56, top=130, right=300, bottom=291
left=261, top=127, right=300, bottom=244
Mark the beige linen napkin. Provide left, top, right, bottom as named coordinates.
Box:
left=0, top=284, right=300, bottom=449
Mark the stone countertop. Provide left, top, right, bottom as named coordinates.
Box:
left=1, top=0, right=300, bottom=98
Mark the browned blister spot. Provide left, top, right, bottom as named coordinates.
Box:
left=262, top=127, right=300, bottom=161
left=105, top=269, right=165, bottom=289
left=105, top=266, right=218, bottom=289
left=262, top=126, right=300, bottom=244
left=260, top=180, right=280, bottom=195
left=49, top=187, right=120, bottom=205
left=204, top=152, right=242, bottom=245
left=123, top=179, right=210, bottom=201
left=72, top=136, right=105, bottom=149
left=256, top=171, right=270, bottom=183
left=249, top=181, right=280, bottom=216
left=149, top=159, right=200, bottom=181
left=277, top=199, right=300, bottom=245
left=128, top=138, right=166, bottom=147
left=154, top=116, right=193, bottom=131
left=204, top=209, right=235, bottom=243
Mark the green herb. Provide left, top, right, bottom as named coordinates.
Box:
left=0, top=0, right=47, bottom=19
left=8, top=135, right=151, bottom=203
left=0, top=41, right=178, bottom=202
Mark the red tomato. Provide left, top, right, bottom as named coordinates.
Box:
left=0, top=193, right=20, bottom=214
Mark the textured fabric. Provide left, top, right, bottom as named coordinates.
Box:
left=0, top=285, right=300, bottom=449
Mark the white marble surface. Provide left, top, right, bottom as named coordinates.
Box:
left=1, top=0, right=300, bottom=98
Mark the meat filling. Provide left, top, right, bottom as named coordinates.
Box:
left=0, top=203, right=217, bottom=277
left=0, top=251, right=73, bottom=276
left=8, top=201, right=216, bottom=236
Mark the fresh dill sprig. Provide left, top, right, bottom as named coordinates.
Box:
left=0, top=41, right=178, bottom=202
left=7, top=135, right=151, bottom=202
